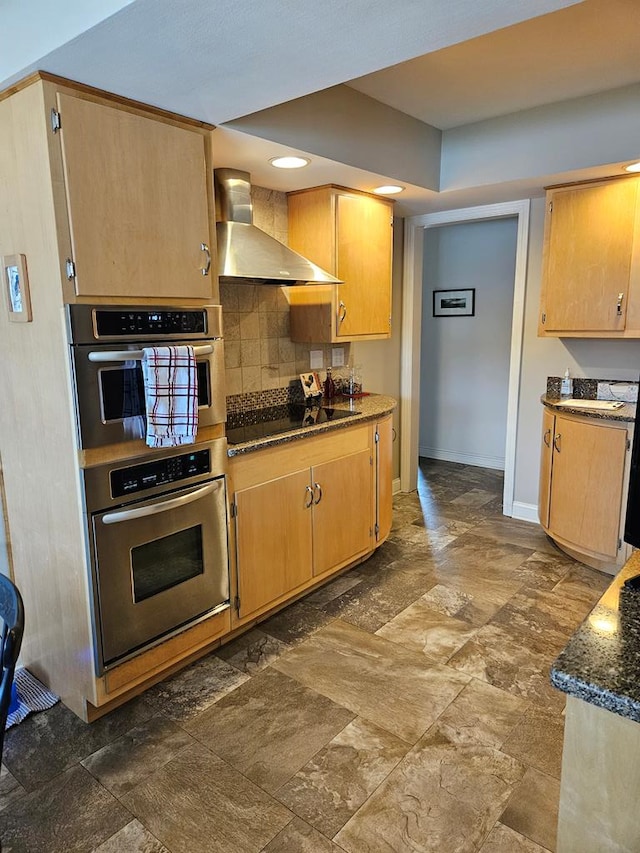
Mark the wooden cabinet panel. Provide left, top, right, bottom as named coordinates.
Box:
left=539, top=412, right=628, bottom=563
left=375, top=417, right=393, bottom=543
left=288, top=185, right=393, bottom=342
left=549, top=415, right=627, bottom=558
left=312, top=448, right=372, bottom=575
left=336, top=193, right=392, bottom=338
left=57, top=93, right=212, bottom=300
left=539, top=407, right=555, bottom=528
left=235, top=468, right=313, bottom=619
left=540, top=178, right=639, bottom=335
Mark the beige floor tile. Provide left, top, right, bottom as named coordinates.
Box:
left=435, top=679, right=528, bottom=749
left=479, top=822, right=552, bottom=852
left=420, top=583, right=501, bottom=627
left=185, top=668, right=354, bottom=793
left=471, top=517, right=562, bottom=555
left=334, top=727, right=525, bottom=853
left=93, top=819, right=169, bottom=853
left=501, top=706, right=565, bottom=780
left=215, top=628, right=289, bottom=673
left=375, top=598, right=478, bottom=661
left=450, top=488, right=497, bottom=509
left=276, top=717, right=409, bottom=837
left=261, top=817, right=345, bottom=852
left=121, top=742, right=292, bottom=853
left=447, top=623, right=556, bottom=705
left=500, top=766, right=560, bottom=851
left=273, top=620, right=469, bottom=743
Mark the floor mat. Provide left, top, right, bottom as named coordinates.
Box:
left=6, top=667, right=59, bottom=729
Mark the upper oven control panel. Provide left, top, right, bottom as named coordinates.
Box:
left=66, top=304, right=223, bottom=343
left=95, top=310, right=206, bottom=338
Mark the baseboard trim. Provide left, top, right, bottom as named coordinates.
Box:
left=419, top=446, right=505, bottom=471
left=511, top=501, right=539, bottom=523
left=392, top=477, right=402, bottom=495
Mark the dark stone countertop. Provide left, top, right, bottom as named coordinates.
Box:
left=226, top=394, right=397, bottom=457
left=541, top=394, right=636, bottom=423
left=551, top=551, right=640, bottom=721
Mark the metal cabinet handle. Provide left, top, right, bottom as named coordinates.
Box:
left=553, top=432, right=561, bottom=453
left=101, top=482, right=219, bottom=525
left=313, top=482, right=322, bottom=505
left=617, top=292, right=624, bottom=316
left=304, top=485, right=314, bottom=509
left=543, top=428, right=551, bottom=448
left=200, top=242, right=211, bottom=276
left=338, top=301, right=347, bottom=325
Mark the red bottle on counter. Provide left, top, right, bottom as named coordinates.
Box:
left=323, top=367, right=336, bottom=400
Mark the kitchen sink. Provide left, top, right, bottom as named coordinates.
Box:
left=555, top=399, right=625, bottom=411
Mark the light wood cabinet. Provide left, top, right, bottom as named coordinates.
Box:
left=538, top=407, right=632, bottom=571
left=230, top=422, right=387, bottom=624
left=55, top=92, right=214, bottom=301
left=539, top=177, right=640, bottom=337
left=375, top=417, right=394, bottom=543
left=287, top=185, right=394, bottom=342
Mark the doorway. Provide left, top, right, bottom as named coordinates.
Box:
left=420, top=217, right=518, bottom=470
left=400, top=200, right=531, bottom=516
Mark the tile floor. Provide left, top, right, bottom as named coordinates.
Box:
left=0, top=459, right=610, bottom=853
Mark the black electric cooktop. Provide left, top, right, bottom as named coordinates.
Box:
left=226, top=403, right=358, bottom=445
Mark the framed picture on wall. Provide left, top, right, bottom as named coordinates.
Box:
left=433, top=288, right=475, bottom=317
left=2, top=254, right=32, bottom=323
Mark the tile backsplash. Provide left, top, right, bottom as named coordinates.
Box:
left=220, top=185, right=350, bottom=398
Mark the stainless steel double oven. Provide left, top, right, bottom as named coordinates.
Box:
left=67, top=305, right=230, bottom=673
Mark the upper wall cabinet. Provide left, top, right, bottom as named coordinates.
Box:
left=287, top=185, right=394, bottom=342
left=51, top=87, right=215, bottom=302
left=538, top=177, right=640, bottom=337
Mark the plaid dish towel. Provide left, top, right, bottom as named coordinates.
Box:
left=142, top=345, right=198, bottom=447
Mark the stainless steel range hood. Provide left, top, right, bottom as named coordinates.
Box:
left=214, top=168, right=341, bottom=286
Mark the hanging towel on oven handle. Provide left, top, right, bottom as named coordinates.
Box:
left=141, top=345, right=198, bottom=447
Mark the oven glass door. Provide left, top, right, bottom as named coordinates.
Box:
left=92, top=476, right=229, bottom=667
left=72, top=340, right=225, bottom=449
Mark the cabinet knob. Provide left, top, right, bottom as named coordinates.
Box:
left=543, top=428, right=551, bottom=447
left=200, top=243, right=211, bottom=276
left=617, top=292, right=624, bottom=316
left=553, top=433, right=562, bottom=453
left=338, top=301, right=347, bottom=325
left=313, top=482, right=323, bottom=505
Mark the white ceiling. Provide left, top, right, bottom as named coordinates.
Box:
left=3, top=0, right=640, bottom=215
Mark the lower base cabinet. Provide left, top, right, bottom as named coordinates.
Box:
left=230, top=421, right=388, bottom=624
left=539, top=408, right=632, bottom=572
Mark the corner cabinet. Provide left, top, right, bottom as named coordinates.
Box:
left=287, top=185, right=394, bottom=342
left=539, top=407, right=632, bottom=573
left=229, top=417, right=393, bottom=626
left=538, top=177, right=640, bottom=337
left=47, top=80, right=216, bottom=303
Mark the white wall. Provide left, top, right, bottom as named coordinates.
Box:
left=419, top=218, right=517, bottom=469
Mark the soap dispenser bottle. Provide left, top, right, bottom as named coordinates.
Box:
left=561, top=368, right=573, bottom=398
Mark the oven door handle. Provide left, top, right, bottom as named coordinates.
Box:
left=88, top=344, right=214, bottom=363
left=101, top=482, right=220, bottom=525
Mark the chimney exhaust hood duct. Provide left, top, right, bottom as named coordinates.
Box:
left=214, top=168, right=341, bottom=286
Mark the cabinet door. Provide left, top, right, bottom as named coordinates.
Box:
left=312, top=448, right=372, bottom=575
left=549, top=415, right=627, bottom=558
left=375, top=417, right=393, bottom=543
left=539, top=408, right=555, bottom=528
left=336, top=192, right=393, bottom=338
left=234, top=469, right=313, bottom=619
left=542, top=180, right=638, bottom=332
left=57, top=93, right=212, bottom=300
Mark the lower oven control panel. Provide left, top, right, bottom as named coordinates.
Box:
left=110, top=449, right=211, bottom=498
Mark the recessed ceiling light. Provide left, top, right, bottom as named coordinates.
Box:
left=269, top=156, right=310, bottom=169
left=372, top=185, right=404, bottom=195
left=624, top=161, right=640, bottom=173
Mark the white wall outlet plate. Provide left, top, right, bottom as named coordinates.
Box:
left=310, top=350, right=324, bottom=369
left=332, top=347, right=345, bottom=367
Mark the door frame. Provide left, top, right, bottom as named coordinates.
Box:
left=399, top=199, right=530, bottom=517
